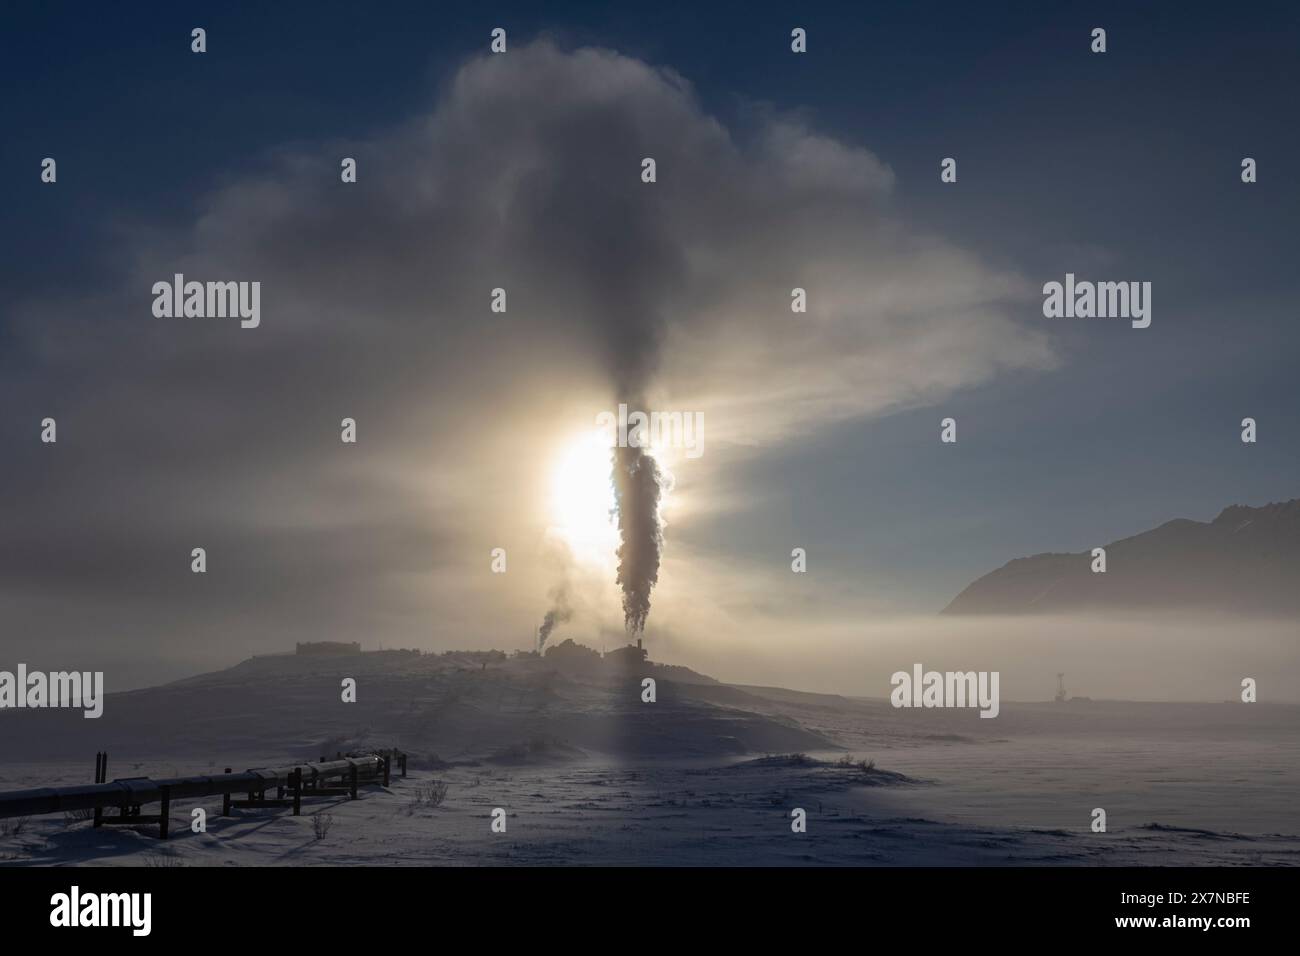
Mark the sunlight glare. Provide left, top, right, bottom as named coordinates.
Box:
left=549, top=430, right=618, bottom=566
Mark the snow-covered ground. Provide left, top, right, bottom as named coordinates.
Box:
left=2, top=652, right=1297, bottom=866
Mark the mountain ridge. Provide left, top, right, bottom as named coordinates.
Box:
left=942, top=497, right=1300, bottom=616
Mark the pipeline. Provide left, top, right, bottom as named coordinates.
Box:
left=0, top=752, right=402, bottom=821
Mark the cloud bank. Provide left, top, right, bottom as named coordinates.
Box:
left=0, top=40, right=1055, bottom=686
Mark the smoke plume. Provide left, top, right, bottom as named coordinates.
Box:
left=612, top=443, right=664, bottom=632
left=536, top=583, right=573, bottom=652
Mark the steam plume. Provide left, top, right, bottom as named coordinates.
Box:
left=536, top=584, right=572, bottom=652
left=612, top=443, right=664, bottom=632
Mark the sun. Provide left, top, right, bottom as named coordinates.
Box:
left=549, top=430, right=618, bottom=566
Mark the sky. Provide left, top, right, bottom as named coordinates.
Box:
left=1, top=2, right=1297, bottom=691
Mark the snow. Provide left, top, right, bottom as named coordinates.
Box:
left=2, top=653, right=1297, bottom=866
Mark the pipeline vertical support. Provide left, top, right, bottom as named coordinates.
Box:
left=159, top=785, right=171, bottom=840
left=92, top=752, right=104, bottom=827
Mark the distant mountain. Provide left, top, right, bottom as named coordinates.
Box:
left=942, top=498, right=1300, bottom=616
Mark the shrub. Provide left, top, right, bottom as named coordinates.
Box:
left=836, top=754, right=876, bottom=773
left=0, top=817, right=30, bottom=837
left=410, top=780, right=449, bottom=809
left=312, top=812, right=333, bottom=840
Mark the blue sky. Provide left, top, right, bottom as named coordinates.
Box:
left=1, top=2, right=1296, bottom=684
